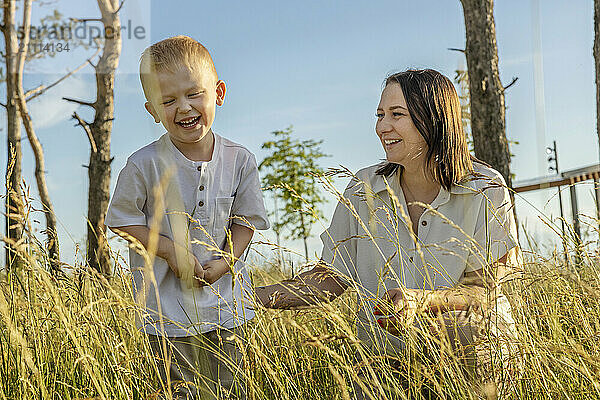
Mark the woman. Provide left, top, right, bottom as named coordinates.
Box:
left=255, top=69, right=520, bottom=397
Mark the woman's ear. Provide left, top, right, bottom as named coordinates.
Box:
left=215, top=80, right=227, bottom=106
left=144, top=102, right=161, bottom=123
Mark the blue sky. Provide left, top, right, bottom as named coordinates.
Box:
left=2, top=0, right=597, bottom=265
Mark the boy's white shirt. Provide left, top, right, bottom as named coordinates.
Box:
left=106, top=131, right=270, bottom=337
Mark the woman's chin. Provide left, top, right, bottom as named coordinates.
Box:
left=385, top=155, right=402, bottom=164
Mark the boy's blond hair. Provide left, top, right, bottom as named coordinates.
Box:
left=139, top=35, right=218, bottom=101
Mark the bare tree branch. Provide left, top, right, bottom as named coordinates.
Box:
left=15, top=0, right=32, bottom=76
left=69, top=17, right=102, bottom=23
left=448, top=47, right=466, bottom=53
left=503, top=76, right=519, bottom=91
left=114, top=0, right=125, bottom=14
left=72, top=112, right=97, bottom=153
left=24, top=83, right=44, bottom=99
left=25, top=46, right=102, bottom=102
left=63, top=97, right=95, bottom=108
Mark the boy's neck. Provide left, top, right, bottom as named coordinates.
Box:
left=169, top=130, right=215, bottom=162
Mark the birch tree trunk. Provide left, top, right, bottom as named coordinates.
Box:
left=460, top=0, right=512, bottom=187
left=13, top=0, right=61, bottom=272
left=3, top=0, right=25, bottom=270
left=87, top=0, right=121, bottom=274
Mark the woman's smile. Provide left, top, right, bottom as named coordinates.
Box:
left=383, top=138, right=403, bottom=149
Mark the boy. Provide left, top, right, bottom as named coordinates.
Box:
left=105, top=36, right=269, bottom=399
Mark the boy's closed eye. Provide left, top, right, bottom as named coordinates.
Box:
left=161, top=91, right=203, bottom=105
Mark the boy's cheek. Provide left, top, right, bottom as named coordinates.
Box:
left=155, top=107, right=168, bottom=122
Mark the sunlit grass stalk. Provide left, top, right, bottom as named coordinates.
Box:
left=5, top=174, right=600, bottom=399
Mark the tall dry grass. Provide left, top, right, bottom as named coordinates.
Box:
left=2, top=176, right=600, bottom=399
left=1, top=236, right=599, bottom=399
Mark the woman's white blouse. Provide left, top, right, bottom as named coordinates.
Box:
left=320, top=161, right=518, bottom=353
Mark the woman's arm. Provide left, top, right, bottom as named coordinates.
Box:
left=375, top=247, right=519, bottom=331
left=426, top=247, right=514, bottom=313
left=255, top=263, right=349, bottom=309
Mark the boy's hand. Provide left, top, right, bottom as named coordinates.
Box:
left=200, top=258, right=231, bottom=285
left=165, top=245, right=204, bottom=288
left=192, top=259, right=205, bottom=288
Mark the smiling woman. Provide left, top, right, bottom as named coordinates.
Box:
left=256, top=69, right=521, bottom=398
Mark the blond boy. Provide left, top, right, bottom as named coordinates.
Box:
left=105, top=36, right=269, bottom=399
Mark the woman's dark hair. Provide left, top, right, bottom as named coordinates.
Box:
left=375, top=69, right=473, bottom=190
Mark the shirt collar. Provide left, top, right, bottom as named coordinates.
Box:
left=162, top=130, right=222, bottom=170
left=367, top=170, right=482, bottom=207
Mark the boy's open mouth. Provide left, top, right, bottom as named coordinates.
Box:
left=176, top=116, right=200, bottom=129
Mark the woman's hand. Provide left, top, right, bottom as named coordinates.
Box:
left=254, top=263, right=348, bottom=309
left=373, top=288, right=430, bottom=335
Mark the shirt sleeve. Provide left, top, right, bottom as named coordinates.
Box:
left=105, top=160, right=148, bottom=228
left=319, top=180, right=360, bottom=282
left=465, top=181, right=518, bottom=272
left=230, top=154, right=270, bottom=230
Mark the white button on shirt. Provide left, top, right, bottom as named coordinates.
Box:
left=106, top=132, right=270, bottom=337
left=320, top=161, right=518, bottom=354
